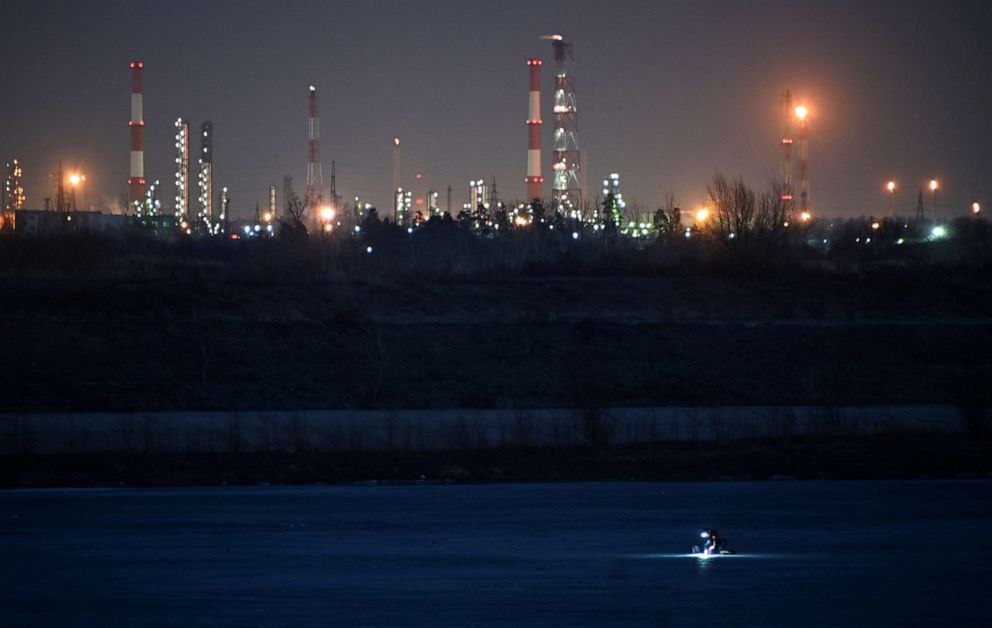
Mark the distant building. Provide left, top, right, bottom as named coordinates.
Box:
left=14, top=210, right=125, bottom=235
left=127, top=214, right=178, bottom=239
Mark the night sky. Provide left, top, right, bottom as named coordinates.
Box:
left=2, top=0, right=991, bottom=219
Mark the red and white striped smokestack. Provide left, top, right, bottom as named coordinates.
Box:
left=306, top=84, right=323, bottom=206
left=524, top=58, right=543, bottom=202
left=128, top=60, right=145, bottom=207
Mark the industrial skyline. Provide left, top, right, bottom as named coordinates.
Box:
left=1, top=0, right=991, bottom=220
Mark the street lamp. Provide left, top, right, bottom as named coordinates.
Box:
left=929, top=179, right=938, bottom=220
left=973, top=202, right=981, bottom=215
left=694, top=207, right=710, bottom=224
left=886, top=180, right=895, bottom=218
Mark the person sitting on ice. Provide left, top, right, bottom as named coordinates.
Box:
left=702, top=529, right=725, bottom=554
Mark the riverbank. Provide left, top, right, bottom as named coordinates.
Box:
left=4, top=433, right=990, bottom=488
left=2, top=274, right=990, bottom=413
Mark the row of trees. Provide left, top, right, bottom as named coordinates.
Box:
left=278, top=174, right=805, bottom=269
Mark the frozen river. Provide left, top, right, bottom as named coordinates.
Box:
left=1, top=480, right=989, bottom=626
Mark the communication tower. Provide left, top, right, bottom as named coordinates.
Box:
left=545, top=34, right=581, bottom=217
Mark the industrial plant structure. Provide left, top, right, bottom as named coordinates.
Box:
left=198, top=121, right=214, bottom=229
left=174, top=117, right=190, bottom=222
left=3, top=159, right=26, bottom=227
left=601, top=172, right=625, bottom=227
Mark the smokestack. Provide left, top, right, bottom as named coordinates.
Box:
left=780, top=90, right=794, bottom=202
left=392, top=136, right=401, bottom=191
left=392, top=136, right=401, bottom=219
left=796, top=105, right=809, bottom=214
left=128, top=61, right=145, bottom=208
left=306, top=85, right=323, bottom=206
left=525, top=59, right=543, bottom=202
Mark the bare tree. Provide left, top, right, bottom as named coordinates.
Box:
left=280, top=192, right=310, bottom=242
left=707, top=173, right=793, bottom=268
left=622, top=200, right=644, bottom=228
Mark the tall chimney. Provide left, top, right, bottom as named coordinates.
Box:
left=524, top=59, right=543, bottom=202
left=128, top=61, right=146, bottom=209
left=306, top=85, right=323, bottom=206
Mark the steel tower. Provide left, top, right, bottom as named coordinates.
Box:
left=547, top=34, right=581, bottom=217
left=306, top=85, right=323, bottom=208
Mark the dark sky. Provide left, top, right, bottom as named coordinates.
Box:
left=2, top=0, right=991, bottom=219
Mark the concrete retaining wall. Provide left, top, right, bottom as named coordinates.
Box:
left=0, top=405, right=969, bottom=455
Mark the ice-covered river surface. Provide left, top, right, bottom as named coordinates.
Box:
left=2, top=480, right=989, bottom=626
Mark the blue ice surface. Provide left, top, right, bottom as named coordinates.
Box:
left=1, top=480, right=990, bottom=626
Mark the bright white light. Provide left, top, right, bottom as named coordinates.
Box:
left=571, top=231, right=579, bottom=240
left=931, top=225, right=947, bottom=238
left=366, top=246, right=373, bottom=254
